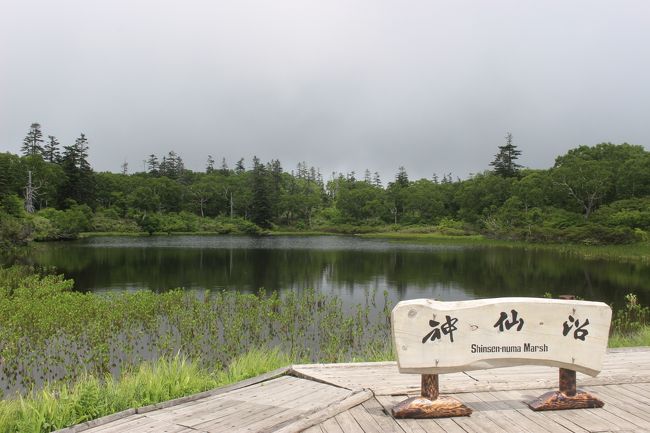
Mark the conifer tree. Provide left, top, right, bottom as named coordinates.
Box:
left=490, top=132, right=522, bottom=177
left=373, top=172, right=382, bottom=187
left=43, top=136, right=61, bottom=163
left=235, top=158, right=245, bottom=174
left=21, top=123, right=44, bottom=156
left=58, top=133, right=94, bottom=206
left=250, top=156, right=272, bottom=228
left=206, top=155, right=215, bottom=173
left=147, top=154, right=159, bottom=175
left=219, top=157, right=230, bottom=175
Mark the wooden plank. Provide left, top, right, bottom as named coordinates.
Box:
left=320, top=417, right=345, bottom=433
left=291, top=349, right=650, bottom=396
left=147, top=375, right=297, bottom=423
left=62, top=349, right=650, bottom=433
left=197, top=402, right=286, bottom=432
left=591, top=386, right=650, bottom=425
left=333, top=411, right=366, bottom=433
left=192, top=382, right=324, bottom=430
left=442, top=410, right=503, bottom=433
left=181, top=380, right=322, bottom=428
left=63, top=413, right=140, bottom=433
left=493, top=389, right=588, bottom=433
left=468, top=391, right=557, bottom=433
left=302, top=426, right=323, bottom=433
left=135, top=366, right=289, bottom=414
left=348, top=404, right=390, bottom=433
left=86, top=416, right=191, bottom=433
left=587, top=386, right=650, bottom=423
left=147, top=394, right=244, bottom=423
left=82, top=416, right=145, bottom=433
left=201, top=382, right=352, bottom=432
left=361, top=398, right=408, bottom=433
left=270, top=389, right=373, bottom=433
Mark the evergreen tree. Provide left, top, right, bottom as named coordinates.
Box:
left=58, top=133, right=95, bottom=206
left=219, top=157, right=230, bottom=175
left=21, top=123, right=44, bottom=156
left=235, top=158, right=245, bottom=174
left=159, top=151, right=184, bottom=178
left=250, top=156, right=272, bottom=228
left=490, top=132, right=522, bottom=177
left=43, top=136, right=60, bottom=163
left=147, top=154, right=159, bottom=175
left=75, top=134, right=91, bottom=171
left=394, top=166, right=409, bottom=187
left=373, top=172, right=382, bottom=187
left=387, top=166, right=410, bottom=223
left=206, top=155, right=215, bottom=173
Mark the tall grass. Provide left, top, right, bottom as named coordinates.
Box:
left=609, top=326, right=650, bottom=347
left=0, top=348, right=292, bottom=433
left=0, top=266, right=392, bottom=394
left=362, top=232, right=650, bottom=264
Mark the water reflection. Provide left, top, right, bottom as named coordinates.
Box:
left=27, top=235, right=650, bottom=307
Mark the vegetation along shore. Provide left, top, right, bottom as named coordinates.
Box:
left=2, top=124, right=650, bottom=251
left=0, top=265, right=647, bottom=432
left=1, top=126, right=649, bottom=432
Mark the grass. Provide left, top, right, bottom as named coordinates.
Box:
left=0, top=348, right=292, bottom=433
left=609, top=326, right=650, bottom=347
left=79, top=231, right=261, bottom=237
left=361, top=232, right=650, bottom=264
left=0, top=264, right=647, bottom=432
left=1, top=329, right=646, bottom=433
left=0, top=266, right=393, bottom=393
left=77, top=230, right=650, bottom=263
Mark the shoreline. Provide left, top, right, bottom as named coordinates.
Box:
left=69, top=230, right=650, bottom=264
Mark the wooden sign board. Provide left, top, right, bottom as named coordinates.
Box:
left=392, top=297, right=612, bottom=377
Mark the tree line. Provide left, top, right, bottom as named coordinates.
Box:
left=1, top=122, right=650, bottom=246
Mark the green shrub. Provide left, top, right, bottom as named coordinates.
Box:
left=612, top=293, right=649, bottom=335
left=34, top=206, right=92, bottom=240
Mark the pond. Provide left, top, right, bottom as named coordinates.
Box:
left=27, top=235, right=650, bottom=308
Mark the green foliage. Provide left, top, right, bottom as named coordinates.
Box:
left=0, top=197, right=31, bottom=252
left=490, top=132, right=522, bottom=178
left=32, top=206, right=93, bottom=240
left=608, top=325, right=650, bottom=347
left=612, top=293, right=649, bottom=336
left=0, top=267, right=392, bottom=395
left=0, top=350, right=292, bottom=433
left=2, top=130, right=650, bottom=245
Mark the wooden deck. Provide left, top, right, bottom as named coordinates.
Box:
left=58, top=347, right=650, bottom=433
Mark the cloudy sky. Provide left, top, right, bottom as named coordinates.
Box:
left=1, top=0, right=649, bottom=180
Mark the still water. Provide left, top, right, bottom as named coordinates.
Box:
left=26, top=235, right=649, bottom=308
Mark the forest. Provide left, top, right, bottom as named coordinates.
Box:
left=2, top=124, right=650, bottom=248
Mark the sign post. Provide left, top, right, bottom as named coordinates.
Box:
left=391, top=297, right=612, bottom=418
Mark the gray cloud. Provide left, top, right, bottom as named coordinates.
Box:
left=1, top=0, right=649, bottom=180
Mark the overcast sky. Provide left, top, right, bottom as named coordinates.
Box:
left=1, top=0, right=649, bottom=181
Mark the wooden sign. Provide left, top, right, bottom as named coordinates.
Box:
left=391, top=297, right=612, bottom=417
left=392, top=297, right=612, bottom=376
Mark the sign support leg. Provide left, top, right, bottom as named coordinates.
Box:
left=392, top=374, right=472, bottom=418
left=528, top=368, right=604, bottom=411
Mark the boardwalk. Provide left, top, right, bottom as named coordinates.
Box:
left=58, top=347, right=650, bottom=433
